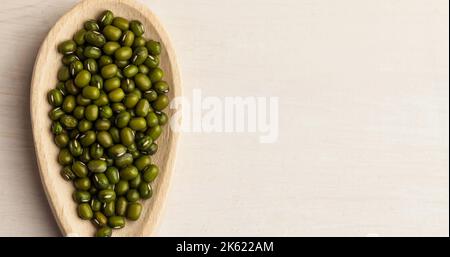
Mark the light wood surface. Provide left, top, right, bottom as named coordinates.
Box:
left=30, top=0, right=180, bottom=236
left=0, top=0, right=448, bottom=237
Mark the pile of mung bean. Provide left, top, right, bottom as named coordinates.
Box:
left=47, top=10, right=170, bottom=237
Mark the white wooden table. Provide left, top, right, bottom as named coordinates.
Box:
left=0, top=0, right=448, bottom=236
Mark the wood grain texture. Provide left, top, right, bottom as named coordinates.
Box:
left=30, top=0, right=181, bottom=236
left=0, top=0, right=448, bottom=237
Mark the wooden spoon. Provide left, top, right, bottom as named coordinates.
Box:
left=30, top=0, right=181, bottom=236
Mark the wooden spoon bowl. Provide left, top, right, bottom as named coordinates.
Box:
left=30, top=0, right=181, bottom=236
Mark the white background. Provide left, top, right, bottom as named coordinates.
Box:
left=0, top=0, right=448, bottom=236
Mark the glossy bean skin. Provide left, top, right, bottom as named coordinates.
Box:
left=112, top=17, right=129, bottom=31
left=85, top=31, right=106, bottom=47
left=132, top=35, right=146, bottom=46
left=91, top=198, right=102, bottom=212
left=131, top=46, right=148, bottom=65
left=90, top=143, right=104, bottom=159
left=58, top=40, right=77, bottom=54
left=76, top=95, right=91, bottom=106
left=115, top=153, right=133, bottom=168
left=78, top=203, right=94, bottom=220
left=147, top=125, right=162, bottom=140
left=124, top=93, right=140, bottom=109
left=62, top=54, right=79, bottom=65
left=129, top=174, right=142, bottom=189
left=108, top=216, right=125, bottom=229
left=74, top=177, right=91, bottom=191
left=130, top=20, right=144, bottom=37
left=93, top=173, right=110, bottom=190
left=134, top=155, right=151, bottom=171
left=103, top=41, right=121, bottom=56
left=119, top=165, right=139, bottom=180
left=137, top=136, right=153, bottom=152
left=138, top=182, right=152, bottom=199
left=115, top=60, right=129, bottom=69
left=126, top=202, right=142, bottom=220
left=120, top=128, right=135, bottom=146
left=73, top=191, right=91, bottom=203
left=121, top=31, right=135, bottom=47
left=85, top=105, right=99, bottom=121
left=115, top=197, right=128, bottom=216
left=78, top=120, right=92, bottom=132
left=98, top=189, right=116, bottom=203
left=129, top=117, right=147, bottom=131
left=114, top=46, right=132, bottom=61
left=79, top=148, right=91, bottom=164
left=97, top=131, right=113, bottom=148
left=103, top=201, right=115, bottom=217
left=115, top=111, right=131, bottom=128
left=62, top=95, right=76, bottom=113
left=88, top=160, right=107, bottom=173
left=109, top=127, right=120, bottom=143
left=145, top=40, right=161, bottom=56
left=143, top=164, right=159, bottom=182
left=84, top=46, right=102, bottom=59
left=103, top=25, right=122, bottom=41
left=80, top=130, right=96, bottom=147
left=146, top=143, right=158, bottom=155
left=95, top=227, right=112, bottom=237
left=94, top=93, right=109, bottom=106
left=126, top=189, right=140, bottom=202
left=101, top=64, right=118, bottom=79
left=149, top=68, right=164, bottom=83
left=121, top=78, right=135, bottom=93
left=134, top=73, right=151, bottom=91
left=73, top=29, right=86, bottom=45
left=105, top=167, right=120, bottom=184
left=57, top=66, right=70, bottom=81
left=65, top=80, right=80, bottom=95
left=50, top=11, right=170, bottom=236
left=144, top=55, right=159, bottom=69
left=95, top=119, right=111, bottom=131
left=100, top=106, right=113, bottom=119
left=157, top=112, right=169, bottom=125
left=52, top=121, right=64, bottom=136
left=152, top=95, right=169, bottom=111
left=93, top=211, right=108, bottom=227
left=60, top=115, right=78, bottom=129
left=68, top=139, right=83, bottom=157
left=58, top=148, right=73, bottom=165
left=115, top=180, right=129, bottom=196
left=82, top=86, right=100, bottom=100
left=98, top=10, right=114, bottom=27
left=138, top=64, right=149, bottom=74
left=108, top=88, right=125, bottom=102
left=73, top=106, right=85, bottom=119
left=61, top=166, right=76, bottom=181
left=108, top=144, right=127, bottom=158
left=153, top=81, right=170, bottom=94
left=104, top=77, right=121, bottom=92
left=84, top=19, right=100, bottom=31
left=70, top=60, right=84, bottom=77
left=84, top=59, right=98, bottom=74
left=123, top=65, right=139, bottom=78
left=146, top=112, right=159, bottom=127
left=112, top=103, right=126, bottom=114
left=72, top=161, right=88, bottom=178
left=98, top=55, right=113, bottom=67
left=48, top=89, right=64, bottom=107
left=135, top=99, right=150, bottom=117
left=74, top=70, right=91, bottom=87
